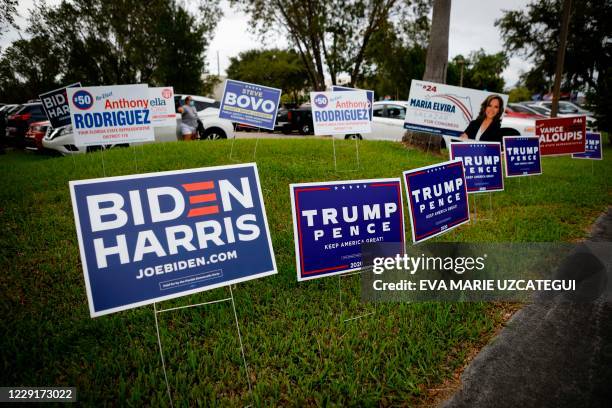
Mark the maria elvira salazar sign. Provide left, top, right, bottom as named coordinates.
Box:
left=70, top=163, right=277, bottom=317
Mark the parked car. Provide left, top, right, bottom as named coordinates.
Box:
left=506, top=103, right=546, bottom=118
left=24, top=120, right=51, bottom=151
left=173, top=94, right=233, bottom=140
left=5, top=102, right=47, bottom=147
left=334, top=101, right=540, bottom=142
left=43, top=95, right=234, bottom=155
left=277, top=106, right=314, bottom=135
left=519, top=100, right=597, bottom=130
left=0, top=104, right=20, bottom=144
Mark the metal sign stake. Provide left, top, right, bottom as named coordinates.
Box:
left=153, top=286, right=252, bottom=407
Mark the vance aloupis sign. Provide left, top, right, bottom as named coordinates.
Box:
left=70, top=163, right=277, bottom=317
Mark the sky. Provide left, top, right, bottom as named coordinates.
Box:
left=7, top=0, right=533, bottom=89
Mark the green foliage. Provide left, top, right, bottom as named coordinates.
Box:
left=496, top=0, right=612, bottom=131
left=361, top=21, right=426, bottom=100
left=1, top=140, right=610, bottom=405
left=232, top=0, right=431, bottom=89
left=0, top=0, right=221, bottom=102
left=0, top=0, right=18, bottom=36
left=227, top=49, right=309, bottom=103
left=447, top=49, right=508, bottom=92
left=508, top=87, right=533, bottom=103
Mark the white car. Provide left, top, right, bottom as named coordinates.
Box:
left=520, top=100, right=597, bottom=130
left=43, top=94, right=234, bottom=155
left=335, top=101, right=532, bottom=142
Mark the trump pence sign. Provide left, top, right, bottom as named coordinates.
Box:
left=536, top=116, right=586, bottom=156
left=503, top=136, right=542, bottom=177
left=290, top=179, right=405, bottom=281
left=572, top=132, right=603, bottom=160
left=403, top=161, right=469, bottom=243
left=70, top=163, right=277, bottom=317
left=67, top=84, right=155, bottom=146
left=449, top=141, right=504, bottom=193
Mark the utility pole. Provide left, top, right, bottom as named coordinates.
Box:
left=551, top=0, right=572, bottom=117
left=458, top=57, right=465, bottom=87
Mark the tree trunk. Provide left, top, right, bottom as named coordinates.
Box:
left=403, top=0, right=452, bottom=155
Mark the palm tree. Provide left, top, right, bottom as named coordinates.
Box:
left=403, top=0, right=451, bottom=152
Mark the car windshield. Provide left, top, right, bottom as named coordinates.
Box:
left=386, top=105, right=406, bottom=120
left=509, top=105, right=535, bottom=114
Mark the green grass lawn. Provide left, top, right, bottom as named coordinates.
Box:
left=0, top=139, right=610, bottom=406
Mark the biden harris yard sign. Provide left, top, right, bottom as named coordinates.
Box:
left=572, top=132, right=602, bottom=160
left=290, top=179, right=405, bottom=281
left=219, top=79, right=281, bottom=130
left=403, top=161, right=469, bottom=243
left=403, top=80, right=508, bottom=137
left=70, top=163, right=277, bottom=317
left=67, top=84, right=155, bottom=146
left=310, top=91, right=372, bottom=135
left=39, top=82, right=81, bottom=129
left=449, top=141, right=504, bottom=193
left=503, top=136, right=542, bottom=177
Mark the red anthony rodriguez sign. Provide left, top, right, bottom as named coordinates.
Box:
left=536, top=116, right=586, bottom=156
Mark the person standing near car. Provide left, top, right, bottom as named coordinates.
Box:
left=178, top=96, right=198, bottom=141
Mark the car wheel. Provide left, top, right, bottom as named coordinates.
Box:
left=299, top=123, right=311, bottom=135
left=202, top=127, right=227, bottom=140
left=344, top=134, right=362, bottom=140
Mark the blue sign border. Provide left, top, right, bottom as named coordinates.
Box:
left=219, top=79, right=282, bottom=131
left=449, top=141, right=504, bottom=193
left=403, top=160, right=470, bottom=243
left=572, top=132, right=603, bottom=160
left=70, top=163, right=277, bottom=317
left=290, top=178, right=406, bottom=281
left=503, top=136, right=542, bottom=177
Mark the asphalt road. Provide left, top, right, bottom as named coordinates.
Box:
left=443, top=208, right=612, bottom=408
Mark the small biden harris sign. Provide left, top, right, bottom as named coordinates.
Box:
left=403, top=161, right=470, bottom=243
left=449, top=141, right=504, bottom=193
left=290, top=179, right=405, bottom=281
left=219, top=79, right=281, bottom=130
left=70, top=163, right=277, bottom=317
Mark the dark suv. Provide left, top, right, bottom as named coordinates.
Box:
left=6, top=103, right=47, bottom=147
left=277, top=106, right=314, bottom=135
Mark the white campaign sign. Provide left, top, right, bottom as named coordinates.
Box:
left=310, top=91, right=371, bottom=135
left=67, top=84, right=155, bottom=146
left=148, top=87, right=177, bottom=127
left=404, top=80, right=509, bottom=137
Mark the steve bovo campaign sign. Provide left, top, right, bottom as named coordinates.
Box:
left=70, top=163, right=277, bottom=317
left=290, top=179, right=405, bottom=281
left=403, top=161, right=469, bottom=243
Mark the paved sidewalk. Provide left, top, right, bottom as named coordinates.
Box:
left=443, top=208, right=612, bottom=408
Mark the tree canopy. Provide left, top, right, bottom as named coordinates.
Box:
left=232, top=0, right=431, bottom=90
left=226, top=48, right=309, bottom=103
left=0, top=0, right=221, bottom=102
left=496, top=0, right=611, bottom=131
left=446, top=49, right=508, bottom=92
